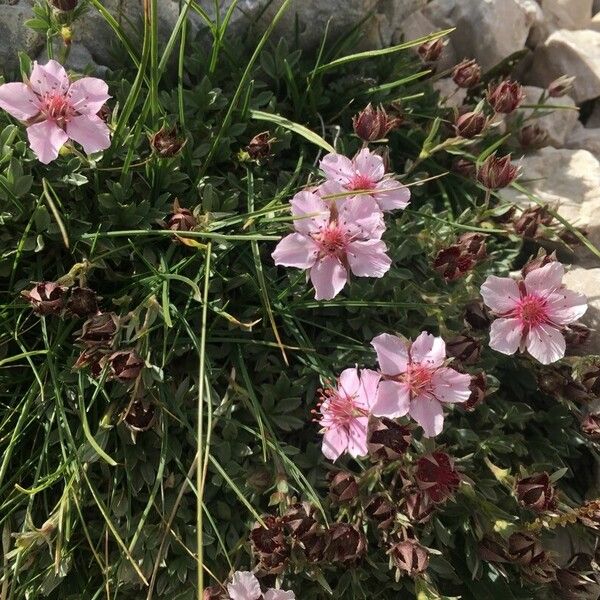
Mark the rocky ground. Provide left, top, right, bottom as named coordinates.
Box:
left=1, top=0, right=600, bottom=351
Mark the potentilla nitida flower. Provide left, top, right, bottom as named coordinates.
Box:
left=370, top=332, right=471, bottom=437
left=0, top=60, right=110, bottom=163
left=416, top=451, right=460, bottom=503
left=22, top=281, right=67, bottom=316
left=227, top=571, right=295, bottom=600
left=486, top=79, right=525, bottom=114
left=272, top=191, right=391, bottom=300
left=516, top=472, right=557, bottom=512
left=480, top=262, right=587, bottom=364
left=319, top=148, right=410, bottom=212
left=352, top=103, right=401, bottom=142
left=548, top=75, right=576, bottom=98
left=452, top=58, right=481, bottom=88
left=454, top=110, right=487, bottom=138
left=477, top=153, right=519, bottom=189
left=316, top=367, right=380, bottom=461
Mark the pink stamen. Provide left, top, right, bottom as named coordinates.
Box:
left=314, top=223, right=349, bottom=257
left=40, top=92, right=74, bottom=124
left=319, top=387, right=367, bottom=428
left=348, top=173, right=376, bottom=191
left=516, top=294, right=549, bottom=328
left=402, top=364, right=434, bottom=398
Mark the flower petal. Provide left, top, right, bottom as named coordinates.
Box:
left=337, top=195, right=385, bottom=239
left=410, top=332, right=446, bottom=368
left=265, top=589, right=295, bottom=600
left=353, top=148, right=384, bottom=181
left=545, top=289, right=587, bottom=325
left=371, top=380, right=410, bottom=418
left=0, top=83, right=40, bottom=121
left=310, top=255, right=347, bottom=300
left=480, top=275, right=520, bottom=314
left=67, top=76, right=110, bottom=115
left=26, top=120, right=68, bottom=164
left=431, top=367, right=472, bottom=404
left=409, top=396, right=444, bottom=437
left=526, top=323, right=566, bottom=364
left=489, top=317, right=522, bottom=356
left=358, top=368, right=381, bottom=409
left=66, top=114, right=110, bottom=155
left=374, top=178, right=411, bottom=211
left=524, top=262, right=564, bottom=295
left=227, top=571, right=262, bottom=600
left=339, top=367, right=360, bottom=397
left=371, top=333, right=409, bottom=376
left=322, top=426, right=349, bottom=461
left=347, top=240, right=392, bottom=278
left=272, top=233, right=318, bottom=269
left=290, top=190, right=329, bottom=235
left=29, top=60, right=69, bottom=95
left=320, top=152, right=354, bottom=184
left=346, top=416, right=369, bottom=458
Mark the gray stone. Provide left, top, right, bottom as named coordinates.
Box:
left=37, top=42, right=108, bottom=77
left=0, top=0, right=44, bottom=73
left=565, top=122, right=600, bottom=158
left=539, top=0, right=593, bottom=30
left=563, top=267, right=600, bottom=352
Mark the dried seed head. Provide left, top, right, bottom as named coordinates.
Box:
left=415, top=452, right=460, bottom=503
left=433, top=245, right=475, bottom=282
left=367, top=417, right=411, bottom=461
left=521, top=250, right=557, bottom=278
left=165, top=199, right=197, bottom=232
left=417, top=38, right=446, bottom=62
left=150, top=126, right=186, bottom=158
left=389, top=539, right=429, bottom=576
left=513, top=205, right=553, bottom=238
left=77, top=312, right=119, bottom=347
left=65, top=287, right=99, bottom=318
left=516, top=472, right=557, bottom=512
left=452, top=59, right=481, bottom=88
left=22, top=281, right=67, bottom=316
left=508, top=532, right=546, bottom=566
left=49, top=0, right=78, bottom=10
left=454, top=110, right=487, bottom=138
left=123, top=400, right=156, bottom=432
left=518, top=124, right=548, bottom=150
left=108, top=349, right=144, bottom=382
left=446, top=335, right=482, bottom=365
left=463, top=371, right=487, bottom=411
left=250, top=515, right=290, bottom=575
left=487, top=80, right=525, bottom=113
left=365, top=494, right=396, bottom=531
left=325, top=523, right=366, bottom=565
left=246, top=131, right=274, bottom=160
left=328, top=471, right=360, bottom=505
left=477, top=153, right=519, bottom=189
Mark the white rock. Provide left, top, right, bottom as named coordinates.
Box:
left=516, top=0, right=547, bottom=48
left=0, top=1, right=44, bottom=72
left=539, top=0, right=593, bottom=30
left=528, top=30, right=600, bottom=103
left=432, top=78, right=467, bottom=109
left=517, top=85, right=579, bottom=148
left=565, top=122, right=600, bottom=158
left=563, top=267, right=600, bottom=352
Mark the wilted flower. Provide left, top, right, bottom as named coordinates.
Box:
left=328, top=471, right=359, bottom=505
left=250, top=515, right=290, bottom=575
left=417, top=38, right=445, bottom=62
left=108, top=349, right=144, bottom=381
left=522, top=558, right=557, bottom=584
left=165, top=199, right=197, bottom=232
left=49, top=0, right=78, bottom=9
left=516, top=472, right=557, bottom=512
left=514, top=205, right=553, bottom=238
left=452, top=59, right=481, bottom=88
left=272, top=191, right=391, bottom=300
left=477, top=153, right=519, bottom=189
left=454, top=110, right=487, bottom=138
left=352, top=103, right=401, bottom=142
left=508, top=532, right=547, bottom=566
left=402, top=489, right=435, bottom=524
left=487, top=80, right=525, bottom=113
left=367, top=417, right=412, bottom=461
left=416, top=452, right=460, bottom=503
left=246, top=131, right=274, bottom=160
left=149, top=126, right=186, bottom=158
left=122, top=400, right=156, bottom=432
left=325, top=523, right=366, bottom=564
left=77, top=312, right=119, bottom=347
left=463, top=372, right=487, bottom=411
left=389, top=538, right=429, bottom=576
left=581, top=413, right=600, bottom=438
left=73, top=348, right=104, bottom=377
left=282, top=503, right=327, bottom=563
left=518, top=124, right=548, bottom=150
left=548, top=75, right=576, bottom=98
left=371, top=332, right=471, bottom=437
left=319, top=148, right=410, bottom=211
left=0, top=60, right=110, bottom=163
left=446, top=334, right=482, bottom=365
left=464, top=300, right=492, bottom=330
left=65, top=286, right=99, bottom=318
left=433, top=246, right=475, bottom=282
left=22, top=281, right=67, bottom=316
left=521, top=250, right=557, bottom=278
left=316, top=368, right=380, bottom=461
left=365, top=494, right=396, bottom=531
left=480, top=262, right=587, bottom=364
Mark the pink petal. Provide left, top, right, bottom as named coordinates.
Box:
left=320, top=152, right=354, bottom=184
left=29, top=60, right=69, bottom=95
left=265, top=590, right=295, bottom=600
left=353, top=148, right=385, bottom=181
left=346, top=416, right=369, bottom=458
left=431, top=367, right=472, bottom=404
left=227, top=571, right=262, bottom=600
left=339, top=367, right=360, bottom=397
left=410, top=332, right=446, bottom=368
left=338, top=196, right=385, bottom=239
left=290, top=190, right=329, bottom=235
left=26, top=120, right=68, bottom=164
left=526, top=323, right=566, bottom=364
left=347, top=240, right=391, bottom=278
left=371, top=333, right=409, bottom=376
left=358, top=368, right=381, bottom=409
left=318, top=179, right=352, bottom=201
left=489, top=317, right=522, bottom=356
left=0, top=82, right=40, bottom=121
left=66, top=114, right=110, bottom=155
left=524, top=262, right=564, bottom=295
left=67, top=76, right=110, bottom=115
left=374, top=178, right=411, bottom=211
left=272, top=233, right=318, bottom=269
left=371, top=380, right=410, bottom=418
left=409, top=396, right=444, bottom=437
left=480, top=275, right=520, bottom=314
left=322, top=426, right=349, bottom=461
left=545, top=289, right=587, bottom=325
left=310, top=255, right=347, bottom=300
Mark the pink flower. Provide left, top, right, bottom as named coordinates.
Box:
left=319, top=148, right=410, bottom=211
left=226, top=571, right=295, bottom=600
left=0, top=60, right=110, bottom=164
left=370, top=332, right=471, bottom=437
left=271, top=190, right=391, bottom=300
left=480, top=262, right=587, bottom=365
left=318, top=367, right=380, bottom=461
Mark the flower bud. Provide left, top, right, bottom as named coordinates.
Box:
left=581, top=413, right=600, bottom=438
left=463, top=372, right=487, bottom=411
left=402, top=489, right=435, bottom=524
left=417, top=38, right=445, bottom=62
left=50, top=0, right=78, bottom=11
left=328, top=471, right=359, bottom=505
left=352, top=103, right=401, bottom=142
left=250, top=515, right=290, bottom=575
left=22, top=282, right=68, bottom=316
left=433, top=245, right=475, bottom=282
left=149, top=126, right=186, bottom=158
left=77, top=312, right=119, bottom=347
left=122, top=400, right=156, bottom=432
left=508, top=532, right=546, bottom=566
left=581, top=365, right=600, bottom=395
left=513, top=205, right=553, bottom=238
left=452, top=59, right=481, bottom=88
left=108, top=349, right=144, bottom=381
left=389, top=539, right=429, bottom=576
left=365, top=494, right=396, bottom=531
left=446, top=335, right=481, bottom=365
left=518, top=124, right=548, bottom=150
left=477, top=153, right=519, bottom=189
left=548, top=75, right=576, bottom=98
left=521, top=250, right=556, bottom=278
left=66, top=287, right=99, bottom=318
left=166, top=199, right=197, bottom=232
left=416, top=452, right=460, bottom=503
left=452, top=157, right=476, bottom=178
left=325, top=523, right=366, bottom=564
left=516, top=472, right=556, bottom=512
left=464, top=300, right=492, bottom=330
left=454, top=110, right=487, bottom=138
left=487, top=80, right=525, bottom=113
left=367, top=417, right=411, bottom=461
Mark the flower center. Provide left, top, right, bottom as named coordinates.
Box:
left=516, top=295, right=548, bottom=327
left=40, top=93, right=74, bottom=124
left=319, top=388, right=366, bottom=428
left=348, top=173, right=376, bottom=191
left=402, top=364, right=434, bottom=398
left=315, top=224, right=348, bottom=256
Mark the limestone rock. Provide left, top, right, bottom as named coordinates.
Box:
left=432, top=78, right=467, bottom=109
left=539, top=0, right=593, bottom=30
left=528, top=30, right=600, bottom=103
left=565, top=123, right=600, bottom=158
left=563, top=267, right=600, bottom=352
left=0, top=0, right=44, bottom=73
